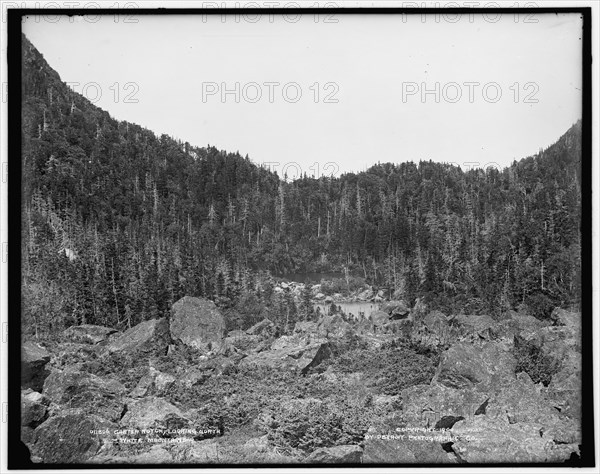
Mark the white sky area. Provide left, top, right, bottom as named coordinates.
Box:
left=22, top=12, right=583, bottom=178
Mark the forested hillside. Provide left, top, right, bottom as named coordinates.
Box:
left=21, top=34, right=582, bottom=337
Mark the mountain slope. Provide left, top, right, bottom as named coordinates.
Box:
left=20, top=34, right=582, bottom=335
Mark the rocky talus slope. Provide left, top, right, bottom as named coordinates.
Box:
left=21, top=297, right=582, bottom=465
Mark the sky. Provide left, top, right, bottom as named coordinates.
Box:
left=22, top=11, right=583, bottom=179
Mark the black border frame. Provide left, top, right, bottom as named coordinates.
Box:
left=6, top=5, right=594, bottom=470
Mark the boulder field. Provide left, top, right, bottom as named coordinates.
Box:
left=20, top=297, right=582, bottom=465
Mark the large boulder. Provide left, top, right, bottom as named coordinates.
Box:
left=400, top=383, right=489, bottom=427
left=483, top=372, right=579, bottom=442
left=62, top=324, right=119, bottom=345
left=306, top=445, right=363, bottom=463
left=550, top=308, right=580, bottom=330
left=239, top=336, right=332, bottom=374
left=449, top=415, right=579, bottom=463
left=508, top=310, right=549, bottom=332
left=432, top=342, right=516, bottom=390
left=246, top=318, right=275, bottom=337
left=130, top=367, right=176, bottom=398
left=526, top=317, right=582, bottom=421
left=386, top=369, right=579, bottom=463
left=363, top=415, right=458, bottom=463
left=22, top=341, right=51, bottom=391
left=451, top=314, right=497, bottom=339
left=105, top=318, right=171, bottom=356
left=494, top=311, right=549, bottom=338
left=21, top=390, right=49, bottom=429
left=544, top=351, right=581, bottom=419
left=30, top=411, right=116, bottom=463
left=422, top=310, right=449, bottom=333
left=120, top=397, right=190, bottom=432
left=316, top=314, right=351, bottom=338
left=386, top=333, right=580, bottom=465
left=522, top=325, right=580, bottom=362
left=381, top=300, right=410, bottom=319
left=43, top=369, right=126, bottom=422
left=270, top=335, right=303, bottom=351
left=170, top=297, right=225, bottom=351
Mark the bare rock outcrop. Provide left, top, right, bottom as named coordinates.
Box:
left=22, top=341, right=51, bottom=391
left=130, top=367, right=176, bottom=398
left=43, top=368, right=126, bottom=422
left=21, top=389, right=49, bottom=430
left=432, top=342, right=516, bottom=390
left=239, top=334, right=332, bottom=374
left=305, top=445, right=363, bottom=463
left=30, top=411, right=116, bottom=463
left=105, top=318, right=171, bottom=357
left=63, top=324, right=119, bottom=345
left=120, top=397, right=191, bottom=432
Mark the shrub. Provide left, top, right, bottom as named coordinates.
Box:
left=83, top=352, right=148, bottom=389
left=166, top=361, right=388, bottom=444
left=409, top=319, right=478, bottom=351
left=166, top=365, right=343, bottom=430
left=526, top=292, right=559, bottom=321
left=22, top=280, right=73, bottom=340
left=265, top=396, right=384, bottom=454
left=514, top=338, right=560, bottom=386
left=153, top=343, right=204, bottom=374
left=320, top=342, right=439, bottom=395
left=224, top=291, right=266, bottom=332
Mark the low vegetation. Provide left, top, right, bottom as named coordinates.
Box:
left=514, top=338, right=560, bottom=386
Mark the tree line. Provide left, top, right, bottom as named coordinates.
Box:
left=20, top=35, right=582, bottom=337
